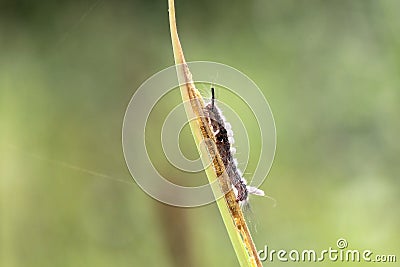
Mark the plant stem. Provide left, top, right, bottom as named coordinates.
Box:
left=168, top=0, right=263, bottom=266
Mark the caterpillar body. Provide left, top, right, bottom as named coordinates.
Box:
left=204, top=88, right=265, bottom=204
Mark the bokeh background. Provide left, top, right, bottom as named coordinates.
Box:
left=1, top=0, right=399, bottom=266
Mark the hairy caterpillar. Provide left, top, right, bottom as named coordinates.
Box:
left=204, top=87, right=265, bottom=204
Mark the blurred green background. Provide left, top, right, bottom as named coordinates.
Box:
left=1, top=0, right=399, bottom=266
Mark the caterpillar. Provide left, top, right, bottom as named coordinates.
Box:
left=204, top=87, right=265, bottom=204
